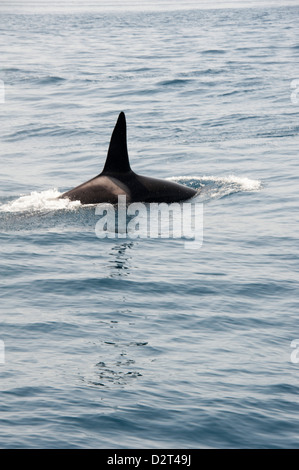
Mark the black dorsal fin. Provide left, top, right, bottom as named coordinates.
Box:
left=102, top=112, right=131, bottom=174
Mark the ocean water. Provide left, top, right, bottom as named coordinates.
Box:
left=0, top=1, right=299, bottom=449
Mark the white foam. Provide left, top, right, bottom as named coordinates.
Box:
left=168, top=174, right=262, bottom=191
left=202, top=175, right=262, bottom=191
left=0, top=189, right=81, bottom=213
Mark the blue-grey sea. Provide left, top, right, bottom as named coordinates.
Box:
left=0, top=0, right=299, bottom=449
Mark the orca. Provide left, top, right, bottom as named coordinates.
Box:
left=60, top=112, right=197, bottom=205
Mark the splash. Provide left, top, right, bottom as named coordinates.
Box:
left=0, top=189, right=81, bottom=213
left=168, top=175, right=262, bottom=201
left=200, top=175, right=261, bottom=191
